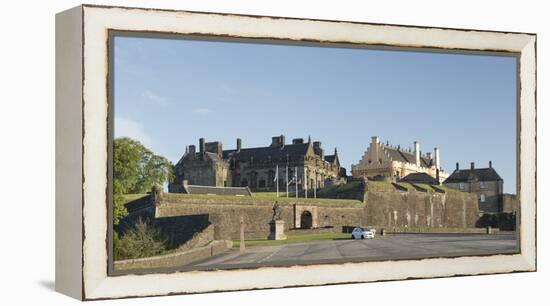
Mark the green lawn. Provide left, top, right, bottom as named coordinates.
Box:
left=365, top=180, right=395, bottom=191
left=232, top=232, right=351, bottom=247
left=121, top=193, right=149, bottom=204
left=163, top=192, right=362, bottom=205
left=394, top=182, right=415, bottom=191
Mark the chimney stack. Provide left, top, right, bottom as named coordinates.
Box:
left=434, top=147, right=440, bottom=170
left=271, top=135, right=286, bottom=147
left=371, top=136, right=380, bottom=162
left=471, top=162, right=475, bottom=170
left=456, top=162, right=459, bottom=171
left=414, top=141, right=420, bottom=166
left=188, top=145, right=196, bottom=159
left=199, top=138, right=205, bottom=159
left=292, top=138, right=304, bottom=144
left=489, top=161, right=492, bottom=168
left=236, top=138, right=242, bottom=151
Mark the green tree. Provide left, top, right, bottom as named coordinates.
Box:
left=113, top=137, right=174, bottom=224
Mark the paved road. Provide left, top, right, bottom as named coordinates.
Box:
left=190, top=233, right=518, bottom=270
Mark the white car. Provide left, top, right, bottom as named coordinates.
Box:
left=351, top=227, right=375, bottom=239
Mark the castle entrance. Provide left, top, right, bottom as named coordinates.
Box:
left=300, top=211, right=313, bottom=229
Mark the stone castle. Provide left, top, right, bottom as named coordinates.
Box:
left=169, top=135, right=346, bottom=193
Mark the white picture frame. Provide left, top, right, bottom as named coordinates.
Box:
left=55, top=4, right=536, bottom=300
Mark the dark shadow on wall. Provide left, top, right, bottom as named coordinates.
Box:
left=154, top=214, right=211, bottom=249
left=116, top=207, right=212, bottom=250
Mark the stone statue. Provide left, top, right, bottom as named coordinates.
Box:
left=272, top=201, right=282, bottom=221
left=269, top=201, right=286, bottom=240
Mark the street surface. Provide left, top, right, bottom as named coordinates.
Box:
left=189, top=232, right=518, bottom=270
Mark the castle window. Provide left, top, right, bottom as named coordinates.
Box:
left=480, top=193, right=486, bottom=202
left=480, top=181, right=485, bottom=189
left=459, top=182, right=465, bottom=190
left=249, top=172, right=257, bottom=188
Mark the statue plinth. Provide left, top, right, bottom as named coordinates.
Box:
left=268, top=220, right=287, bottom=240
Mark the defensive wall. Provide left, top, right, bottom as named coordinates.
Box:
left=364, top=182, right=479, bottom=228
left=153, top=195, right=366, bottom=240
left=120, top=180, right=480, bottom=244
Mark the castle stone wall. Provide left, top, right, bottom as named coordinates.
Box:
left=364, top=188, right=479, bottom=228
left=155, top=198, right=365, bottom=240
left=122, top=183, right=479, bottom=243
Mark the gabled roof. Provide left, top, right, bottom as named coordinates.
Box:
left=382, top=146, right=433, bottom=167
left=444, top=167, right=502, bottom=183
left=399, top=172, right=439, bottom=185
left=184, top=185, right=252, bottom=196
left=175, top=151, right=222, bottom=167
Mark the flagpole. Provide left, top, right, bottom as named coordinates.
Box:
left=295, top=166, right=298, bottom=199
left=276, top=164, right=279, bottom=198
left=304, top=167, right=308, bottom=199
left=286, top=164, right=289, bottom=198
left=314, top=170, right=317, bottom=199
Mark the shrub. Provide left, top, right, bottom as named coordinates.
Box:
left=114, top=219, right=167, bottom=260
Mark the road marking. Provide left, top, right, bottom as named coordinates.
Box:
left=257, top=245, right=284, bottom=263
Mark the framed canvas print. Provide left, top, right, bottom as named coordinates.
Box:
left=55, top=4, right=537, bottom=300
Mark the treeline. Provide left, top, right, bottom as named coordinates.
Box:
left=113, top=137, right=173, bottom=261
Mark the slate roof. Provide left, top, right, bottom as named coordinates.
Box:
left=324, top=154, right=337, bottom=163
left=444, top=167, right=503, bottom=183
left=222, top=143, right=338, bottom=165
left=175, top=152, right=221, bottom=167
left=399, top=172, right=439, bottom=185
left=177, top=140, right=340, bottom=167
left=184, top=185, right=252, bottom=196
left=222, top=143, right=310, bottom=161
left=382, top=145, right=433, bottom=167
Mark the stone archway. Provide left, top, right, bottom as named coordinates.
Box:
left=293, top=204, right=318, bottom=229
left=300, top=211, right=313, bottom=229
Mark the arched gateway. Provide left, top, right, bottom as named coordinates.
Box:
left=300, top=211, right=313, bottom=229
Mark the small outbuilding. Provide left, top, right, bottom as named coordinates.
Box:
left=399, top=172, right=439, bottom=185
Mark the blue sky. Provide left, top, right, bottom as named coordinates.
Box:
left=114, top=36, right=517, bottom=193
